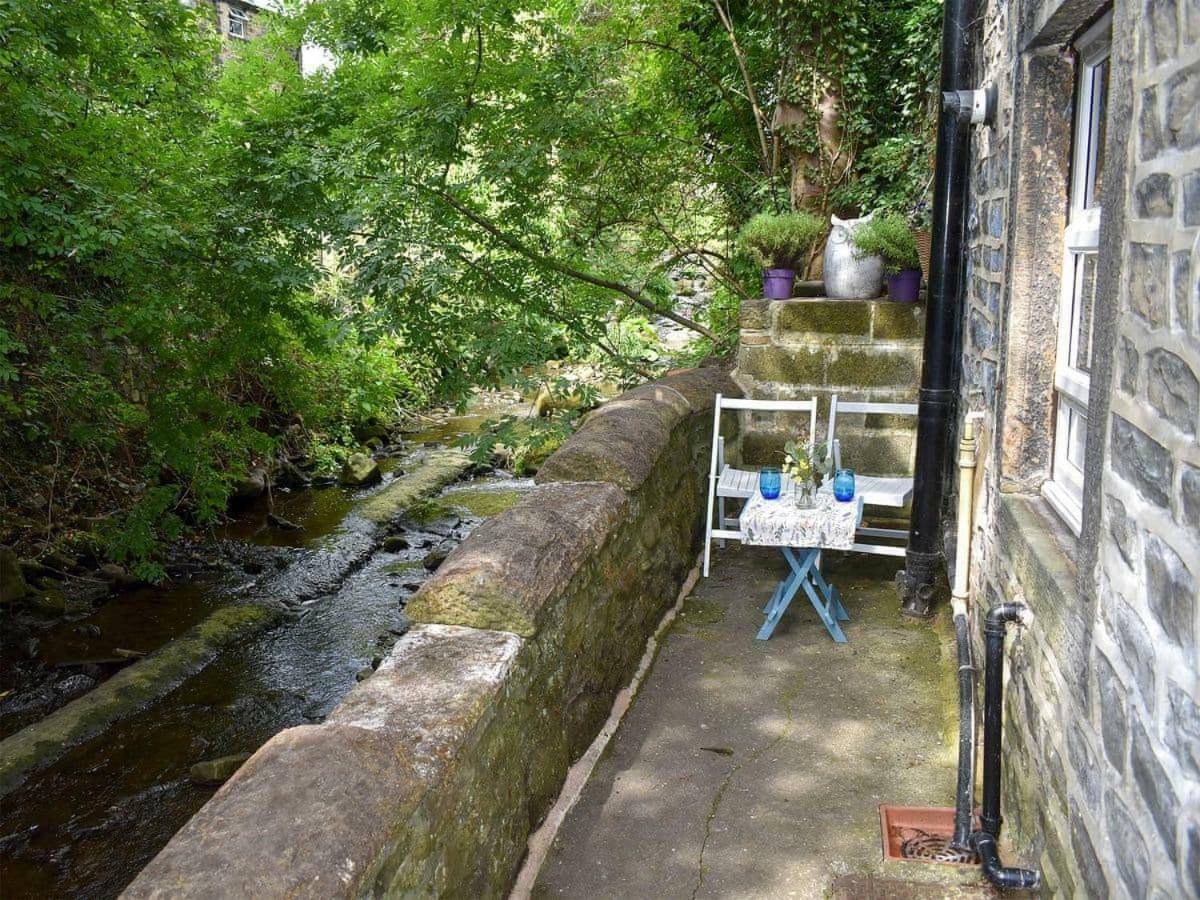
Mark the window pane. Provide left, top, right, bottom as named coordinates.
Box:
left=1087, top=58, right=1109, bottom=208
left=1071, top=253, right=1097, bottom=373
left=1066, top=402, right=1088, bottom=471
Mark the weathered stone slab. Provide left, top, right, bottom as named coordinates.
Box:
left=1, top=604, right=281, bottom=798
left=870, top=301, right=926, bottom=339
left=773, top=299, right=871, bottom=336
left=407, top=483, right=626, bottom=636
left=123, top=624, right=523, bottom=900
left=535, top=369, right=737, bottom=491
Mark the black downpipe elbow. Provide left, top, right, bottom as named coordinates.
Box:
left=974, top=833, right=1041, bottom=891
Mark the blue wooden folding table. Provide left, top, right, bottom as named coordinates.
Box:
left=739, top=491, right=863, bottom=642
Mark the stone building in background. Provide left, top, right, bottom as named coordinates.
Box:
left=957, top=0, right=1199, bottom=894
left=183, top=0, right=276, bottom=61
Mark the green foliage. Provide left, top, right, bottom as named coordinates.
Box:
left=0, top=0, right=943, bottom=569
left=849, top=213, right=921, bottom=274
left=738, top=212, right=825, bottom=269
left=781, top=439, right=831, bottom=487
left=465, top=411, right=576, bottom=476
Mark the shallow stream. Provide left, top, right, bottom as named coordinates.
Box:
left=0, top=398, right=533, bottom=898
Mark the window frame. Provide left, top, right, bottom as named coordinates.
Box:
left=1044, top=13, right=1111, bottom=535
left=228, top=5, right=249, bottom=39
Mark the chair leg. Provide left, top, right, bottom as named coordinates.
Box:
left=718, top=497, right=726, bottom=548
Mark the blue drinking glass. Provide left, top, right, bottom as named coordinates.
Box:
left=833, top=468, right=856, bottom=502
left=759, top=466, right=781, bottom=500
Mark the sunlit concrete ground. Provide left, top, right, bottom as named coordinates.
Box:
left=533, top=545, right=999, bottom=899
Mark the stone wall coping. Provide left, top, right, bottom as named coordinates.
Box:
left=123, top=624, right=523, bottom=899
left=406, top=482, right=628, bottom=637
left=535, top=367, right=740, bottom=491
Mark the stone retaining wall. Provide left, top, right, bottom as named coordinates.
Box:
left=733, top=296, right=924, bottom=473
left=123, top=366, right=739, bottom=899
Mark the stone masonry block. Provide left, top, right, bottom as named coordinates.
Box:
left=870, top=301, right=926, bottom=340
left=1144, top=532, right=1196, bottom=660
left=1070, top=810, right=1110, bottom=897
left=825, top=347, right=921, bottom=389
left=408, top=483, right=625, bottom=636
left=1110, top=414, right=1173, bottom=508
left=1165, top=680, right=1200, bottom=777
left=772, top=299, right=871, bottom=337
left=1141, top=87, right=1163, bottom=161
left=1182, top=464, right=1200, bottom=531
left=1166, top=62, right=1200, bottom=150
left=737, top=344, right=827, bottom=385
left=1131, top=719, right=1181, bottom=860
left=1104, top=790, right=1150, bottom=897
left=1173, top=251, right=1192, bottom=332
left=1119, top=336, right=1140, bottom=395
left=1094, top=649, right=1128, bottom=771
left=1128, top=242, right=1170, bottom=329
left=1134, top=172, right=1174, bottom=218
left=1183, top=174, right=1200, bottom=227
left=739, top=299, right=770, bottom=330
left=1145, top=348, right=1198, bottom=435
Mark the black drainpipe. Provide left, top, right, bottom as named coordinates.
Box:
left=973, top=602, right=1041, bottom=890
left=897, top=0, right=977, bottom=617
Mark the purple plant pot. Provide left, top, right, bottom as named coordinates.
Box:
left=762, top=268, right=797, bottom=300
left=886, top=269, right=922, bottom=302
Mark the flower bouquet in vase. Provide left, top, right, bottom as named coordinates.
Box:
left=781, top=440, right=831, bottom=508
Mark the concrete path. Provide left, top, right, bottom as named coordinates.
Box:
left=532, top=545, right=992, bottom=899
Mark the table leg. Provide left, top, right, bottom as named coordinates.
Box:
left=756, top=549, right=816, bottom=640
left=809, top=566, right=850, bottom=622
left=781, top=547, right=849, bottom=643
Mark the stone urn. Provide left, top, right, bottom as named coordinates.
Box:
left=823, top=214, right=884, bottom=299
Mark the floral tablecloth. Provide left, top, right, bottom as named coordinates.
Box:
left=739, top=489, right=862, bottom=550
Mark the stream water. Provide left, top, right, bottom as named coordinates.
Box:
left=0, top=395, right=534, bottom=899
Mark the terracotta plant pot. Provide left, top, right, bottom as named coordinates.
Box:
left=762, top=268, right=797, bottom=299
left=886, top=269, right=922, bottom=302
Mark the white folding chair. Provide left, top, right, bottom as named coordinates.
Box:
left=703, top=393, right=818, bottom=577
left=825, top=393, right=918, bottom=557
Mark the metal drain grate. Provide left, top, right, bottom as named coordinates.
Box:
left=899, top=830, right=978, bottom=865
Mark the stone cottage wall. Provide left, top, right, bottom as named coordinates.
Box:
left=958, top=0, right=1199, bottom=895
left=122, top=366, right=740, bottom=898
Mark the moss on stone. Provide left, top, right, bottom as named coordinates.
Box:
left=357, top=451, right=471, bottom=523
left=773, top=299, right=872, bottom=336
left=0, top=603, right=281, bottom=797
left=825, top=347, right=921, bottom=389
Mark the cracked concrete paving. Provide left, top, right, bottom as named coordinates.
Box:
left=532, top=545, right=997, bottom=899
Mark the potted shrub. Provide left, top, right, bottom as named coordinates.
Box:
left=850, top=213, right=922, bottom=302
left=738, top=211, right=825, bottom=300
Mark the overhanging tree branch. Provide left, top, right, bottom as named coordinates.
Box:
left=419, top=184, right=718, bottom=341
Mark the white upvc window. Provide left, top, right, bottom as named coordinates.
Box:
left=228, top=6, right=249, bottom=39
left=1044, top=14, right=1110, bottom=535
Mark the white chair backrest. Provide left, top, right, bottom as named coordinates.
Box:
left=715, top=394, right=819, bottom=456
left=826, top=393, right=919, bottom=469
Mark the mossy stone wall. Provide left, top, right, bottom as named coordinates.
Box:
left=123, top=366, right=740, bottom=899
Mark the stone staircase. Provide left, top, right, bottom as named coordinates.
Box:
left=732, top=291, right=925, bottom=475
